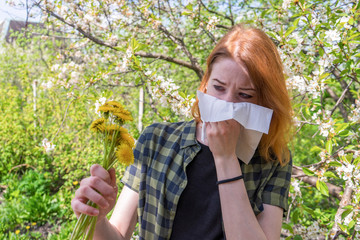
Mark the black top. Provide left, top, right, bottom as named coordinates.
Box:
left=170, top=142, right=225, bottom=240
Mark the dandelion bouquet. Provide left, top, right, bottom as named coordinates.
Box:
left=70, top=100, right=135, bottom=240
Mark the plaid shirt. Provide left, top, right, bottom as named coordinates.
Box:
left=122, top=120, right=292, bottom=240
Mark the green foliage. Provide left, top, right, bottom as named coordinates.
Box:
left=1, top=0, right=360, bottom=239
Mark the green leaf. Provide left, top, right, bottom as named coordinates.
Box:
left=316, top=180, right=329, bottom=196
left=282, top=223, right=293, bottom=234
left=303, top=205, right=315, bottom=217
left=338, top=223, right=347, bottom=232
left=323, top=171, right=338, bottom=179
left=339, top=130, right=350, bottom=137
left=319, top=72, right=330, bottom=80
left=326, top=140, right=333, bottom=154
left=291, top=208, right=301, bottom=222
left=288, top=39, right=298, bottom=45
left=335, top=123, right=349, bottom=134
left=130, top=38, right=139, bottom=51
left=185, top=4, right=193, bottom=11
left=179, top=91, right=186, bottom=99
left=348, top=220, right=355, bottom=229
left=348, top=17, right=354, bottom=25
left=137, top=43, right=148, bottom=52
left=284, top=18, right=300, bottom=39
left=341, top=209, right=353, bottom=220
left=285, top=27, right=296, bottom=39
left=302, top=167, right=315, bottom=176
left=310, top=146, right=322, bottom=153
left=328, top=161, right=342, bottom=167
left=343, top=205, right=354, bottom=210
left=347, top=32, right=360, bottom=41
left=353, top=157, right=360, bottom=167
left=267, top=31, right=279, bottom=41
left=182, top=10, right=192, bottom=16
left=294, top=235, right=303, bottom=240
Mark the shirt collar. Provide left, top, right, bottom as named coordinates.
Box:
left=180, top=120, right=199, bottom=149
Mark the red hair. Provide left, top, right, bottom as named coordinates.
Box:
left=191, top=24, right=293, bottom=165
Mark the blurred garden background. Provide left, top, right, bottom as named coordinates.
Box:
left=0, top=0, right=359, bottom=239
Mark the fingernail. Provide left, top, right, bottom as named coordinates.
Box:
left=93, top=209, right=99, bottom=215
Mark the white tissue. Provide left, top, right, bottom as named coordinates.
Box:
left=197, top=90, right=273, bottom=164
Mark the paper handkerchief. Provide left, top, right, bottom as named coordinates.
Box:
left=197, top=90, right=273, bottom=164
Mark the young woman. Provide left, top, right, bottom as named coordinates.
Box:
left=71, top=24, right=293, bottom=240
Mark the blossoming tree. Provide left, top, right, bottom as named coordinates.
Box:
left=7, top=0, right=360, bottom=239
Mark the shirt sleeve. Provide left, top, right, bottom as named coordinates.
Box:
left=261, top=156, right=293, bottom=214
left=121, top=126, right=151, bottom=193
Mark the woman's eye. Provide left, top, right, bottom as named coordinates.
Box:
left=239, top=92, right=252, bottom=99
left=214, top=85, right=225, bottom=91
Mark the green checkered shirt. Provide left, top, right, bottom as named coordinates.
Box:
left=122, top=120, right=292, bottom=240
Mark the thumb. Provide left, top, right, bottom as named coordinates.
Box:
left=108, top=168, right=117, bottom=187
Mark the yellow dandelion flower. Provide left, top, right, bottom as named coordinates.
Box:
left=73, top=181, right=79, bottom=185
left=116, top=143, right=134, bottom=166
left=113, top=112, right=133, bottom=122
left=105, top=125, right=123, bottom=140
left=98, top=105, right=113, bottom=113
left=90, top=118, right=106, bottom=133
left=26, top=226, right=30, bottom=230
left=15, top=230, right=20, bottom=234
left=32, top=222, right=36, bottom=226
left=119, top=133, right=135, bottom=148
left=106, top=101, right=124, bottom=109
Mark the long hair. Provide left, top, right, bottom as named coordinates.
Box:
left=191, top=24, right=293, bottom=165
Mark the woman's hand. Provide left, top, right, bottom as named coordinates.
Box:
left=205, top=119, right=241, bottom=163
left=71, top=164, right=118, bottom=223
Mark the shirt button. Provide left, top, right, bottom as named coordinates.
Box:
left=179, top=182, right=186, bottom=188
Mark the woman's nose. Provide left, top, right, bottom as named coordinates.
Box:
left=222, top=92, right=236, bottom=103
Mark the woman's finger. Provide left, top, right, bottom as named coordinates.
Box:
left=108, top=168, right=117, bottom=188
left=80, top=176, right=116, bottom=199
left=90, top=164, right=111, bottom=184
left=75, top=184, right=110, bottom=209
left=71, top=197, right=99, bottom=217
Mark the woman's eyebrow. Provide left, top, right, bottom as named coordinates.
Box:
left=213, top=79, right=256, bottom=91
left=213, top=79, right=225, bottom=85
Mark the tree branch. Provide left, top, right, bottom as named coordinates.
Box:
left=199, top=0, right=234, bottom=26
left=329, top=180, right=353, bottom=240
left=215, top=24, right=231, bottom=30
left=134, top=51, right=203, bottom=76
left=157, top=24, right=204, bottom=79
left=36, top=3, right=117, bottom=50
left=326, top=87, right=349, bottom=121
left=37, top=3, right=205, bottom=79
left=292, top=166, right=343, bottom=200
left=330, top=79, right=354, bottom=116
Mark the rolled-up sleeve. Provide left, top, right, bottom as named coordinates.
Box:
left=262, top=157, right=293, bottom=214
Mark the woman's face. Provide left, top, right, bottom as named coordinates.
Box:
left=206, top=58, right=258, bottom=104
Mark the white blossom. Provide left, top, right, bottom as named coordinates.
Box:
left=147, top=73, right=194, bottom=117
left=340, top=16, right=350, bottom=23
left=319, top=118, right=335, bottom=137
left=207, top=16, right=219, bottom=31
left=41, top=80, right=54, bottom=89
left=325, top=29, right=341, bottom=42
left=349, top=99, right=360, bottom=123
left=41, top=138, right=56, bottom=153
left=282, top=0, right=292, bottom=10
left=292, top=179, right=301, bottom=194
left=95, top=97, right=107, bottom=115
